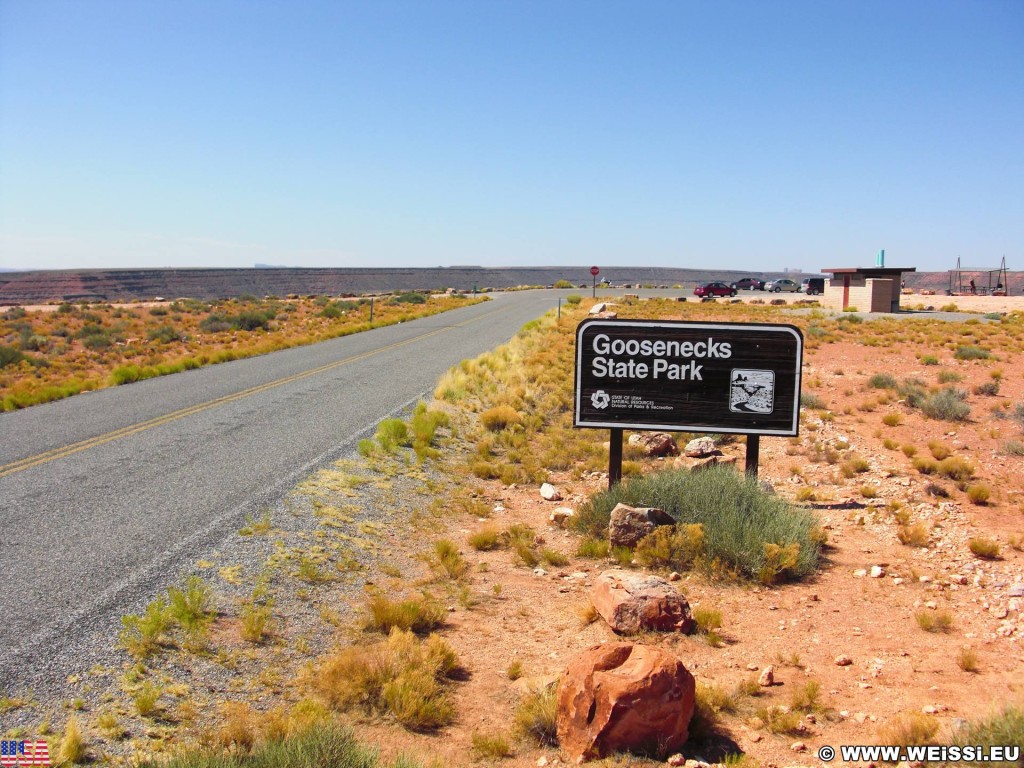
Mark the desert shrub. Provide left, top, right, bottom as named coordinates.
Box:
left=800, top=392, right=826, bottom=410
left=954, top=345, right=990, bottom=360
left=897, top=378, right=928, bottom=408
left=951, top=705, right=1024, bottom=754
left=921, top=388, right=970, bottom=421
left=167, top=576, right=214, bottom=633
left=634, top=524, right=704, bottom=570
left=391, top=292, right=427, bottom=304
left=920, top=354, right=939, bottom=365
left=120, top=598, right=173, bottom=658
left=1001, top=440, right=1024, bottom=456
left=480, top=405, right=521, bottom=432
left=1013, top=403, right=1024, bottom=431
left=868, top=373, right=898, bottom=389
left=565, top=294, right=582, bottom=305
left=974, top=381, right=1000, bottom=396
left=375, top=418, right=410, bottom=453
left=957, top=647, right=979, bottom=673
left=571, top=466, right=821, bottom=583
left=882, top=413, right=902, bottom=426
left=147, top=324, right=180, bottom=344
left=0, top=345, right=27, bottom=368
left=927, top=440, right=952, bottom=460
left=199, top=313, right=234, bottom=333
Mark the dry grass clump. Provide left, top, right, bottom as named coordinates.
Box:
left=363, top=592, right=446, bottom=634
left=468, top=526, right=500, bottom=551
left=969, top=537, right=1001, bottom=559
left=471, top=732, right=513, bottom=759
left=480, top=405, right=522, bottom=432
left=313, top=628, right=460, bottom=731
left=897, top=521, right=931, bottom=548
left=513, top=683, right=559, bottom=746
left=58, top=716, right=87, bottom=765
left=634, top=524, right=704, bottom=570
left=789, top=680, right=822, bottom=713
left=967, top=484, right=991, bottom=505
left=957, top=647, right=980, bottom=673
left=576, top=537, right=611, bottom=559
left=755, top=705, right=802, bottom=734
left=429, top=539, right=468, bottom=580
left=938, top=456, right=975, bottom=482
left=878, top=711, right=939, bottom=746
left=693, top=606, right=724, bottom=646
left=916, top=609, right=954, bottom=633
left=927, top=440, right=952, bottom=460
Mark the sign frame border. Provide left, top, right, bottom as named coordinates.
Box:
left=573, top=317, right=803, bottom=437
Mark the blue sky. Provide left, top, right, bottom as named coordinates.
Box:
left=1, top=1, right=1021, bottom=273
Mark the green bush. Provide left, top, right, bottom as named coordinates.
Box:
left=897, top=378, right=928, bottom=408
left=392, top=292, right=426, bottom=304
left=921, top=388, right=970, bottom=421
left=952, top=705, right=1024, bottom=755
left=565, top=294, right=582, bottom=305
left=571, top=465, right=822, bottom=583
left=954, top=345, right=990, bottom=360
left=868, top=373, right=898, bottom=389
left=0, top=345, right=26, bottom=368
left=375, top=418, right=410, bottom=453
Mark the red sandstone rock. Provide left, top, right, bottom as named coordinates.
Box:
left=556, top=642, right=696, bottom=762
left=590, top=570, right=696, bottom=635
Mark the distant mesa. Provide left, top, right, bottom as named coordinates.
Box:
left=0, top=266, right=961, bottom=304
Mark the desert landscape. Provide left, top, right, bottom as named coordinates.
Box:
left=4, top=291, right=1023, bottom=767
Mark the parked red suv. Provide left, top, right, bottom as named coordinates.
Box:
left=694, top=281, right=737, bottom=298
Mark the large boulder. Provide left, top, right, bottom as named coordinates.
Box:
left=608, top=503, right=675, bottom=548
left=557, top=642, right=696, bottom=762
left=590, top=570, right=696, bottom=635
left=683, top=436, right=718, bottom=458
left=627, top=432, right=678, bottom=457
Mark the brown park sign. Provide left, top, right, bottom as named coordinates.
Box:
left=574, top=318, right=803, bottom=437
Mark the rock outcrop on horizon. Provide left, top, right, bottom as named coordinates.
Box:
left=0, top=265, right=984, bottom=304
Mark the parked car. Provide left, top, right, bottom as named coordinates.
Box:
left=800, top=277, right=825, bottom=295
left=694, top=281, right=737, bottom=298
left=766, top=278, right=799, bottom=293
left=731, top=277, right=766, bottom=291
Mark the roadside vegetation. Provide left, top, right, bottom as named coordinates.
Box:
left=0, top=292, right=482, bottom=410
left=10, top=294, right=1024, bottom=765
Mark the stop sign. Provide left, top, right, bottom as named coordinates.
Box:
left=590, top=266, right=600, bottom=276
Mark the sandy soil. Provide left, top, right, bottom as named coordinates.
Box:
left=350, top=312, right=1024, bottom=767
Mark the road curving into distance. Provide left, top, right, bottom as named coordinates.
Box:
left=0, top=290, right=564, bottom=691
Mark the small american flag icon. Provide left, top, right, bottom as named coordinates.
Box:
left=0, top=740, right=50, bottom=767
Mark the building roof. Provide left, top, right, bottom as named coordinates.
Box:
left=821, top=267, right=916, bottom=275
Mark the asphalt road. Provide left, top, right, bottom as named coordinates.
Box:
left=0, top=290, right=561, bottom=689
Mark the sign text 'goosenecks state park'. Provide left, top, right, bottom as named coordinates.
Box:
left=574, top=319, right=803, bottom=436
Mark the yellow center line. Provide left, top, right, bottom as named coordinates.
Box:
left=1, top=304, right=506, bottom=479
